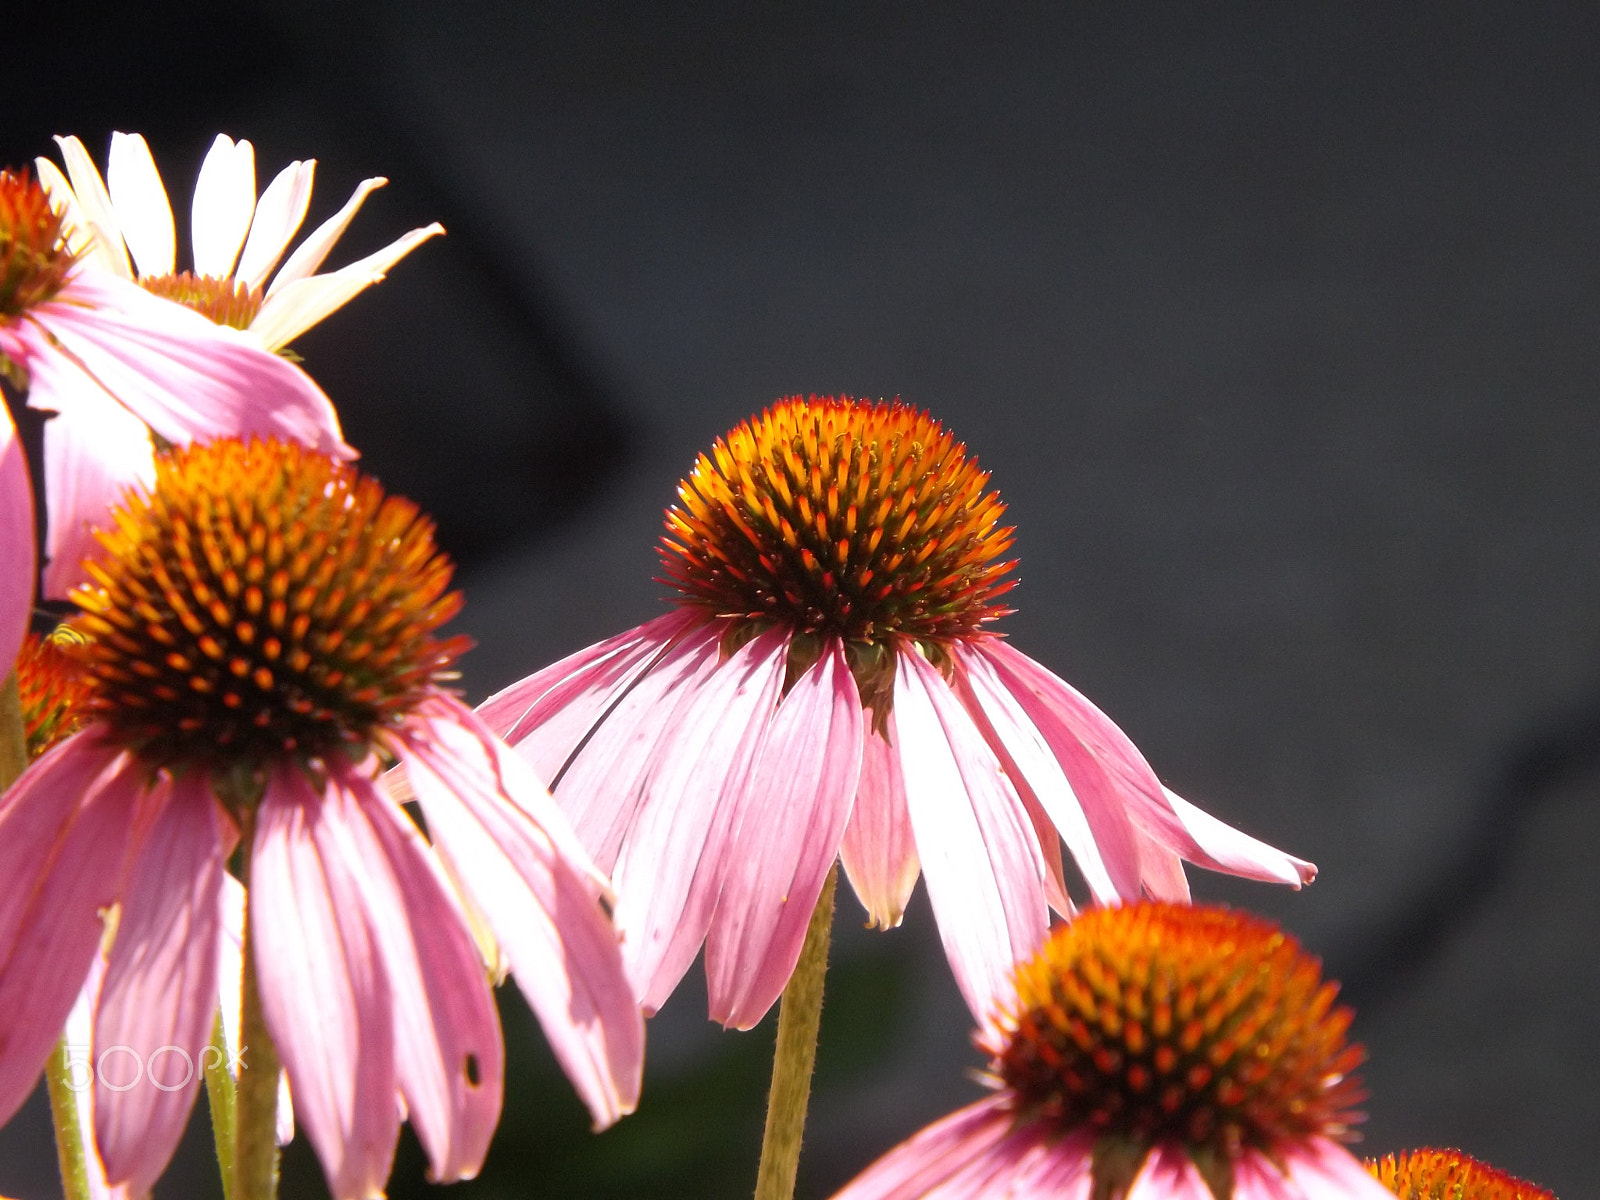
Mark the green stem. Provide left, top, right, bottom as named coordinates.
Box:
left=753, top=864, right=838, bottom=1200
left=44, top=1039, right=93, bottom=1200
left=205, top=1013, right=238, bottom=1200
left=4, top=673, right=92, bottom=1200
left=232, top=808, right=281, bottom=1200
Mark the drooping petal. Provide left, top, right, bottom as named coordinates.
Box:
left=1269, top=1137, right=1399, bottom=1200
left=612, top=627, right=788, bottom=1014
left=477, top=609, right=701, bottom=784
left=543, top=617, right=722, bottom=872
left=970, top=641, right=1151, bottom=901
left=190, top=135, right=257, bottom=279
left=235, top=160, right=316, bottom=290
left=29, top=274, right=349, bottom=456
left=706, top=638, right=863, bottom=1029
left=0, top=735, right=135, bottom=1127
left=34, top=376, right=154, bottom=597
left=893, top=649, right=1049, bottom=1022
left=837, top=710, right=921, bottom=930
left=345, top=770, right=503, bottom=1184
left=268, top=177, right=386, bottom=290
left=105, top=133, right=175, bottom=279
left=94, top=772, right=225, bottom=1195
left=396, top=697, right=643, bottom=1130
left=1126, top=1142, right=1213, bottom=1200
left=1155, top=788, right=1316, bottom=889
left=0, top=409, right=35, bottom=672
left=955, top=645, right=1128, bottom=905
left=251, top=223, right=444, bottom=352
left=50, top=136, right=132, bottom=278
left=250, top=765, right=397, bottom=1200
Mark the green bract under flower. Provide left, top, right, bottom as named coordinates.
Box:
left=68, top=437, right=471, bottom=774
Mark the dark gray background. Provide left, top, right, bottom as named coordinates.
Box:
left=3, top=3, right=1595, bottom=1196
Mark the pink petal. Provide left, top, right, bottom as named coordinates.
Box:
left=349, top=773, right=503, bottom=1184
left=478, top=609, right=701, bottom=787
left=1137, top=842, right=1194, bottom=903
left=956, top=645, right=1130, bottom=906
left=28, top=274, right=350, bottom=455
left=0, top=735, right=136, bottom=1126
left=1158, top=788, right=1316, bottom=888
left=893, top=649, right=1049, bottom=1022
left=542, top=617, right=723, bottom=873
left=1126, top=1142, right=1214, bottom=1200
left=106, top=133, right=175, bottom=279
left=190, top=135, right=257, bottom=279
left=35, top=376, right=154, bottom=597
left=396, top=697, right=643, bottom=1129
left=217, top=875, right=295, bottom=1148
left=94, top=773, right=225, bottom=1195
left=50, top=136, right=132, bottom=278
left=705, top=638, right=863, bottom=1029
left=236, top=160, right=316, bottom=290
left=1268, top=1137, right=1400, bottom=1200
left=0, top=409, right=34, bottom=671
left=970, top=641, right=1152, bottom=900
left=837, top=710, right=922, bottom=930
left=250, top=765, right=397, bottom=1200
left=611, top=627, right=789, bottom=1015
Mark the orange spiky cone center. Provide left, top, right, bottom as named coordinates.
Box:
left=15, top=629, right=95, bottom=759
left=659, top=396, right=1017, bottom=649
left=1366, top=1148, right=1556, bottom=1200
left=139, top=271, right=265, bottom=330
left=67, top=437, right=471, bottom=774
left=0, top=168, right=77, bottom=320
left=991, top=903, right=1366, bottom=1200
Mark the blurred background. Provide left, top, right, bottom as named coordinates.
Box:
left=4, top=2, right=1599, bottom=1196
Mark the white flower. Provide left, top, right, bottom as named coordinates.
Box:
left=39, top=131, right=443, bottom=351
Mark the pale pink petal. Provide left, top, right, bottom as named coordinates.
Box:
left=190, top=135, right=257, bottom=279
left=0, top=409, right=34, bottom=671
left=837, top=712, right=922, bottom=930
left=396, top=697, right=643, bottom=1129
left=706, top=639, right=863, bottom=1029
left=106, top=133, right=175, bottom=279
left=1271, top=1137, right=1400, bottom=1200
left=612, top=627, right=788, bottom=1014
left=893, top=649, right=1049, bottom=1022
left=956, top=645, right=1131, bottom=905
left=546, top=618, right=723, bottom=873
left=33, top=157, right=109, bottom=274
left=50, top=136, right=132, bottom=278
left=235, top=160, right=316, bottom=290
left=29, top=274, right=349, bottom=455
left=0, top=735, right=136, bottom=1126
left=268, top=177, right=385, bottom=290
left=1126, top=1142, right=1215, bottom=1200
left=251, top=223, right=444, bottom=351
left=34, top=377, right=154, bottom=597
left=250, top=765, right=397, bottom=1199
left=1137, top=842, right=1193, bottom=903
left=94, top=773, right=225, bottom=1195
left=1157, top=788, right=1316, bottom=888
left=477, top=608, right=702, bottom=784
left=972, top=642, right=1152, bottom=901
left=347, top=772, right=503, bottom=1184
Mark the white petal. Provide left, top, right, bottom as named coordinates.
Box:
left=33, top=157, right=108, bottom=271
left=268, top=177, right=386, bottom=290
left=236, top=160, right=316, bottom=290
left=51, top=135, right=132, bottom=278
left=190, top=135, right=257, bottom=278
left=106, top=132, right=175, bottom=278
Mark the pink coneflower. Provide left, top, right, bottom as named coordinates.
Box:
left=0, top=438, right=642, bottom=1198
left=1367, top=1148, right=1556, bottom=1199
left=831, top=902, right=1394, bottom=1200
left=481, top=395, right=1314, bottom=1029
left=0, top=165, right=349, bottom=600
left=40, top=131, right=443, bottom=356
